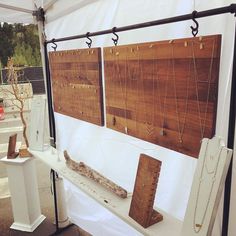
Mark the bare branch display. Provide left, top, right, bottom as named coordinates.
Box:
left=0, top=58, right=33, bottom=157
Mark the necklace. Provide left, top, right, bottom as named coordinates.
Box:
left=192, top=38, right=216, bottom=139
left=114, top=47, right=128, bottom=134
left=155, top=43, right=171, bottom=137
left=146, top=44, right=156, bottom=138
left=139, top=45, right=153, bottom=138
left=106, top=48, right=115, bottom=126
left=171, top=41, right=191, bottom=144
left=193, top=140, right=223, bottom=233
left=127, top=46, right=139, bottom=133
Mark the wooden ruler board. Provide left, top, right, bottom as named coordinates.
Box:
left=49, top=48, right=104, bottom=126
left=129, top=154, right=163, bottom=228
left=104, top=35, right=221, bottom=157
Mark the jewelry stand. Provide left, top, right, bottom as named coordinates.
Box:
left=7, top=133, right=18, bottom=159
left=29, top=97, right=46, bottom=151
left=0, top=156, right=45, bottom=232
left=129, top=153, right=163, bottom=228
left=181, top=136, right=232, bottom=236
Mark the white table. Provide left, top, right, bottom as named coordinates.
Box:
left=0, top=156, right=45, bottom=232
left=31, top=147, right=182, bottom=236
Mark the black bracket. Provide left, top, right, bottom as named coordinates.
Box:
left=86, top=32, right=92, bottom=48
left=111, top=27, right=119, bottom=46
left=190, top=10, right=199, bottom=37
left=51, top=39, right=58, bottom=51
left=33, top=7, right=45, bottom=22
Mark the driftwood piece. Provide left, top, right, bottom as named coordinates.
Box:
left=64, top=150, right=127, bottom=198
left=7, top=133, right=18, bottom=159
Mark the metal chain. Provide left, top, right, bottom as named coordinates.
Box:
left=171, top=41, right=191, bottom=144
left=192, top=38, right=216, bottom=139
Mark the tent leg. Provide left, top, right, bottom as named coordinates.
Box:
left=222, top=21, right=236, bottom=236
left=38, top=16, right=75, bottom=235
left=49, top=170, right=74, bottom=236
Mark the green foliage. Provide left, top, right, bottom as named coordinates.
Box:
left=0, top=23, right=15, bottom=66
left=0, top=23, right=41, bottom=67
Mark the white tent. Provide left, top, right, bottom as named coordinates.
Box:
left=0, top=1, right=236, bottom=235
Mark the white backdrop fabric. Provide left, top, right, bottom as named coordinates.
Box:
left=44, top=0, right=236, bottom=235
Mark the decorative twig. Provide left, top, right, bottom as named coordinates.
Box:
left=3, top=58, right=32, bottom=148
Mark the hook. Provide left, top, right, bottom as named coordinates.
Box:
left=190, top=10, right=199, bottom=37
left=51, top=39, right=57, bottom=51
left=86, top=32, right=92, bottom=48
left=111, top=27, right=119, bottom=46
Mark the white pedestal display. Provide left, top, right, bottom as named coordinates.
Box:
left=0, top=156, right=45, bottom=232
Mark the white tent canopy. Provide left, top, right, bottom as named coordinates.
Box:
left=0, top=0, right=101, bottom=24
left=0, top=1, right=236, bottom=236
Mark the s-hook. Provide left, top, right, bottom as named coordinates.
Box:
left=190, top=10, right=199, bottom=37
left=112, top=27, right=119, bottom=46
left=86, top=32, right=92, bottom=48
left=51, top=38, right=57, bottom=51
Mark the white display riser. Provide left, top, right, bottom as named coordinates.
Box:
left=0, top=156, right=45, bottom=232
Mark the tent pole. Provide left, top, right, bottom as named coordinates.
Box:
left=222, top=21, right=236, bottom=236
left=43, top=32, right=75, bottom=236
left=43, top=42, right=56, bottom=141
left=35, top=8, right=74, bottom=234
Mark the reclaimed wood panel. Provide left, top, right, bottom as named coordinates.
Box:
left=104, top=35, right=221, bottom=157
left=49, top=48, right=104, bottom=126
left=129, top=154, right=163, bottom=228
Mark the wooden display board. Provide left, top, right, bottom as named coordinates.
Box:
left=49, top=48, right=104, bottom=126
left=104, top=35, right=221, bottom=157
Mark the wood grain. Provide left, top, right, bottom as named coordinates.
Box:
left=104, top=35, right=221, bottom=157
left=129, top=154, right=163, bottom=228
left=49, top=48, right=104, bottom=126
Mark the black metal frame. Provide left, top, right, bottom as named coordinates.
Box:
left=43, top=4, right=236, bottom=236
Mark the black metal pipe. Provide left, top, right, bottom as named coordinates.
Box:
left=51, top=169, right=59, bottom=233
left=43, top=42, right=56, bottom=142
left=45, top=4, right=236, bottom=44
left=222, top=21, right=236, bottom=236
left=44, top=42, right=60, bottom=234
